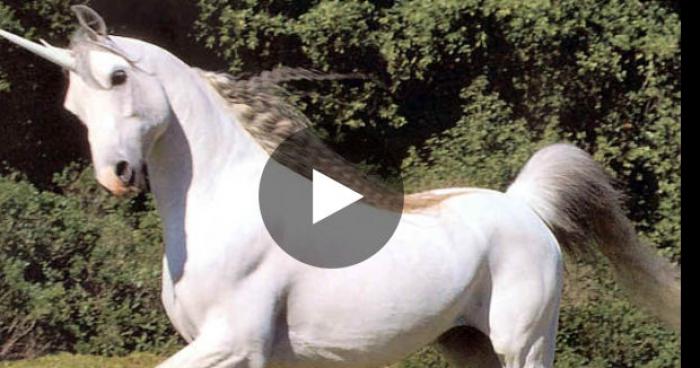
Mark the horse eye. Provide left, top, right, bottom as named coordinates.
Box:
left=111, top=70, right=128, bottom=86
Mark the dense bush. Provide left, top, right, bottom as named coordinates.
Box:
left=0, top=0, right=680, bottom=366
left=194, top=0, right=680, bottom=258
left=0, top=168, right=179, bottom=359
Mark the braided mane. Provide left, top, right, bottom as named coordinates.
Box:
left=198, top=67, right=465, bottom=212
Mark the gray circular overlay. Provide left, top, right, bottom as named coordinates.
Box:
left=259, top=128, right=404, bottom=268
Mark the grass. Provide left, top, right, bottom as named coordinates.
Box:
left=0, top=353, right=166, bottom=368
left=0, top=352, right=434, bottom=368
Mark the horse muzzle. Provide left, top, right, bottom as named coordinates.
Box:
left=96, top=160, right=145, bottom=196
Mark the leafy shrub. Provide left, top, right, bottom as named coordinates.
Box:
left=194, top=0, right=680, bottom=263
left=402, top=76, right=538, bottom=191
left=554, top=262, right=680, bottom=367
left=0, top=167, right=179, bottom=359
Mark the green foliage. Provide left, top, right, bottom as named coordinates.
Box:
left=402, top=76, right=537, bottom=191
left=192, top=2, right=680, bottom=266
left=391, top=347, right=449, bottom=368
left=0, top=168, right=179, bottom=359
left=556, top=300, right=679, bottom=367
left=554, top=262, right=680, bottom=367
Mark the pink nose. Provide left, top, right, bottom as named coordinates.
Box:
left=96, top=166, right=131, bottom=196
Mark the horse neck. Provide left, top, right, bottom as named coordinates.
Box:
left=146, top=57, right=268, bottom=213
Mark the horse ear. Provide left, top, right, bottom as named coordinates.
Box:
left=71, top=5, right=108, bottom=39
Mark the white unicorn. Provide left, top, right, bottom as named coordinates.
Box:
left=0, top=6, right=679, bottom=368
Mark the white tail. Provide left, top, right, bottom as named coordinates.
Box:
left=507, top=143, right=680, bottom=331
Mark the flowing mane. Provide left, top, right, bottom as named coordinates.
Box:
left=198, top=67, right=466, bottom=212
left=63, top=2, right=463, bottom=214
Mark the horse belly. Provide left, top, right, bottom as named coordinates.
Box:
left=267, top=221, right=488, bottom=367
left=267, top=316, right=455, bottom=368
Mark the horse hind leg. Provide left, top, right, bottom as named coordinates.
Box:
left=435, top=326, right=501, bottom=368
left=435, top=280, right=559, bottom=368
left=486, top=283, right=560, bottom=368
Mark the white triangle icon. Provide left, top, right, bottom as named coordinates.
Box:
left=313, top=169, right=364, bottom=224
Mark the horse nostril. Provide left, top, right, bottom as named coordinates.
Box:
left=115, top=161, right=133, bottom=185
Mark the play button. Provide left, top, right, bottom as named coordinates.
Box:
left=258, top=127, right=404, bottom=268
left=313, top=170, right=363, bottom=224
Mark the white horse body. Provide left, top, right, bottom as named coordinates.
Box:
left=137, top=35, right=559, bottom=366
left=0, top=7, right=679, bottom=367
left=94, top=34, right=562, bottom=367
left=159, top=183, right=560, bottom=368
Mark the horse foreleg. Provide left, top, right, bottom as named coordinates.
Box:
left=156, top=299, right=277, bottom=368
left=155, top=331, right=270, bottom=368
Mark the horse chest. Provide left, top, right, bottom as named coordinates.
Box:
left=160, top=226, right=270, bottom=341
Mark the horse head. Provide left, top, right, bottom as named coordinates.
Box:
left=1, top=5, right=173, bottom=195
